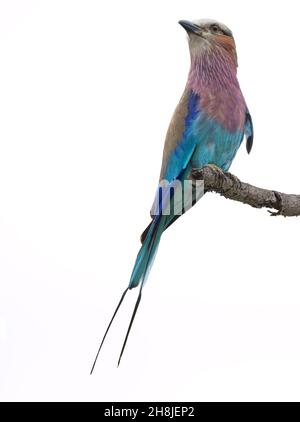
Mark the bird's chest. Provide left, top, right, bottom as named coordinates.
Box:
left=199, top=86, right=246, bottom=132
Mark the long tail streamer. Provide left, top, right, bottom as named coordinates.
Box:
left=117, top=288, right=142, bottom=367
left=90, top=287, right=129, bottom=374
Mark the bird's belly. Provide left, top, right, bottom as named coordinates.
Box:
left=191, top=122, right=243, bottom=172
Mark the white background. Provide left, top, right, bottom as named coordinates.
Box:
left=1, top=0, right=300, bottom=402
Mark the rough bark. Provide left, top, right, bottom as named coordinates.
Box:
left=191, top=165, right=300, bottom=217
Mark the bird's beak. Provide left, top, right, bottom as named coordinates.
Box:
left=178, top=20, right=203, bottom=36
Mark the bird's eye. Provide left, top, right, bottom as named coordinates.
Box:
left=211, top=24, right=220, bottom=33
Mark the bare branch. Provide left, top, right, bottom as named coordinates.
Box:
left=192, top=165, right=300, bottom=217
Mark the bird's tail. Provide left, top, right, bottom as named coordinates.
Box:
left=90, top=215, right=165, bottom=372
left=129, top=214, right=165, bottom=289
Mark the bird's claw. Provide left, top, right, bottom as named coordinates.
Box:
left=205, top=164, right=227, bottom=184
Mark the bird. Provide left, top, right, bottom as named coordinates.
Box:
left=90, top=18, right=254, bottom=372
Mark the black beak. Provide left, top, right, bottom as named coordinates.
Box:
left=178, top=20, right=202, bottom=35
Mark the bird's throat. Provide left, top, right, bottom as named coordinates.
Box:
left=188, top=47, right=238, bottom=93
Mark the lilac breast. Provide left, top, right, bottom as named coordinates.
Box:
left=199, top=84, right=246, bottom=132
left=188, top=48, right=247, bottom=133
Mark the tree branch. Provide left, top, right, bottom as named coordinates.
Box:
left=191, top=165, right=300, bottom=217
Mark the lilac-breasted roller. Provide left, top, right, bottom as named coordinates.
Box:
left=91, top=19, right=254, bottom=371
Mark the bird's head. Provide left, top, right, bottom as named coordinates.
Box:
left=179, top=19, right=238, bottom=66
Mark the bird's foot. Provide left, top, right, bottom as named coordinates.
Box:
left=202, top=165, right=242, bottom=190
left=204, top=164, right=226, bottom=184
